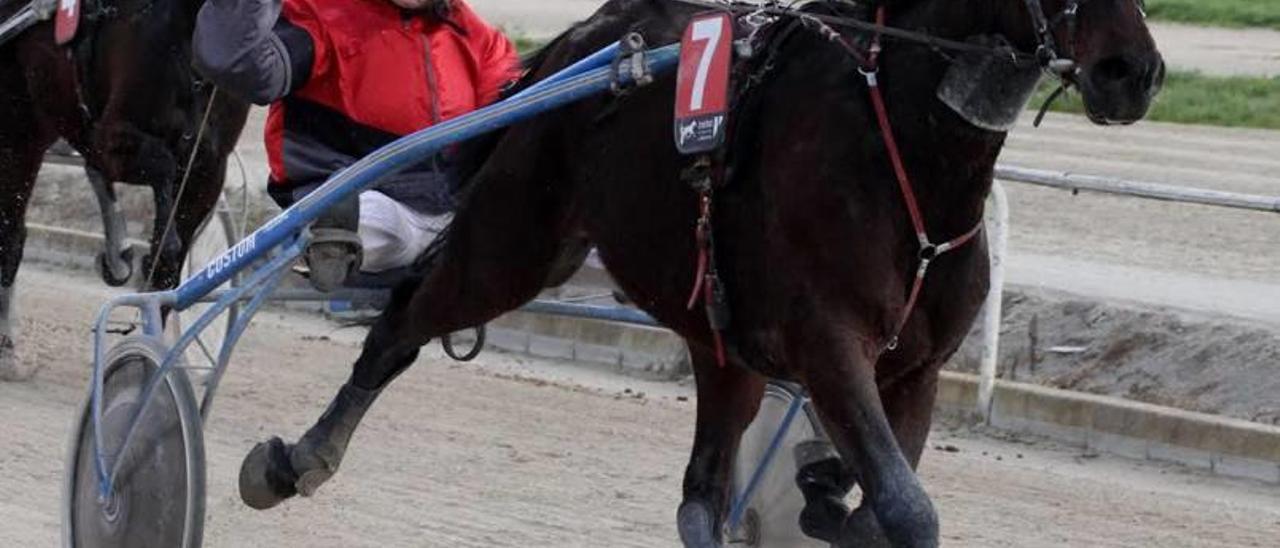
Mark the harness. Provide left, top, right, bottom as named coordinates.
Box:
left=677, top=0, right=1093, bottom=363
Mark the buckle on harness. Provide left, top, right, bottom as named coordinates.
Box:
left=858, top=66, right=879, bottom=87
left=611, top=32, right=654, bottom=95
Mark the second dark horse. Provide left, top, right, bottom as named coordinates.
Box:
left=241, top=0, right=1163, bottom=546
left=0, top=0, right=249, bottom=377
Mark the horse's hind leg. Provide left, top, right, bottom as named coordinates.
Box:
left=678, top=344, right=765, bottom=548
left=795, top=327, right=938, bottom=548
left=0, top=62, right=54, bottom=380
left=239, top=126, right=573, bottom=509
left=237, top=302, right=424, bottom=509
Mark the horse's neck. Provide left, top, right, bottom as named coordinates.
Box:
left=874, top=0, right=1007, bottom=234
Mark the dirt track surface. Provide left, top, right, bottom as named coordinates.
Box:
left=1000, top=113, right=1280, bottom=325
left=1, top=266, right=1278, bottom=547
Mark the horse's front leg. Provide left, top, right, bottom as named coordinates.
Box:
left=678, top=343, right=765, bottom=548
left=142, top=176, right=186, bottom=290
left=812, top=362, right=944, bottom=547
left=238, top=124, right=572, bottom=509
left=796, top=325, right=939, bottom=548
left=86, top=167, right=134, bottom=286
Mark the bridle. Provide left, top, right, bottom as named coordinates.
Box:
left=1024, top=0, right=1087, bottom=74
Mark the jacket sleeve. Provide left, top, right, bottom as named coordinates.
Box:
left=453, top=0, right=520, bottom=105
left=192, top=0, right=323, bottom=105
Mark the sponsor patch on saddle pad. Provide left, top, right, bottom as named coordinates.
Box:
left=54, top=0, right=79, bottom=46
left=674, top=11, right=733, bottom=155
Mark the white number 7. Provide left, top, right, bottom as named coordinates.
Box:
left=688, top=17, right=724, bottom=111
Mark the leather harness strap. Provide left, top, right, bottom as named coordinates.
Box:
left=819, top=6, right=985, bottom=352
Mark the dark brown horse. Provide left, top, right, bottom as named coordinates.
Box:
left=0, top=0, right=248, bottom=377
left=239, top=0, right=1162, bottom=546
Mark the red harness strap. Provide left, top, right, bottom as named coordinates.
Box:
left=688, top=7, right=985, bottom=365
left=850, top=8, right=985, bottom=351
left=686, top=190, right=728, bottom=367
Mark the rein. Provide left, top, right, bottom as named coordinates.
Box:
left=674, top=0, right=1040, bottom=67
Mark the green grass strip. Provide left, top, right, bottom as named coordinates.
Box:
left=512, top=35, right=546, bottom=55
left=1146, top=0, right=1280, bottom=31
left=1030, top=71, right=1280, bottom=130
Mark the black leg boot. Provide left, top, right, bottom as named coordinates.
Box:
left=290, top=383, right=381, bottom=497
left=794, top=439, right=855, bottom=542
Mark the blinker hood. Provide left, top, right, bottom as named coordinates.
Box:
left=937, top=35, right=1043, bottom=132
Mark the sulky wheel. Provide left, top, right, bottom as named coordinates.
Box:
left=442, top=325, right=486, bottom=362
left=728, top=383, right=827, bottom=548
left=63, top=336, right=205, bottom=548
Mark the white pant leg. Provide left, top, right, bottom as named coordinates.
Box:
left=357, top=191, right=452, bottom=273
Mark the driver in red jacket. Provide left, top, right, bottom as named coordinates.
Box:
left=193, top=0, right=519, bottom=290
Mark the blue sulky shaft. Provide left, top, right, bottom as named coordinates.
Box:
left=174, top=41, right=681, bottom=312
left=508, top=42, right=622, bottom=102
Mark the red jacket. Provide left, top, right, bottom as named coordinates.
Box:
left=261, top=0, right=518, bottom=209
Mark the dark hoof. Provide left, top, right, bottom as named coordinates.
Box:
left=799, top=495, right=851, bottom=542
left=676, top=501, right=722, bottom=548
left=0, top=335, right=32, bottom=383
left=239, top=437, right=299, bottom=510
left=96, top=247, right=135, bottom=287
left=795, top=450, right=854, bottom=543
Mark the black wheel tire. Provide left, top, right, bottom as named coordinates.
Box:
left=442, top=325, right=486, bottom=362
left=728, top=383, right=827, bottom=548
left=96, top=247, right=135, bottom=288
left=63, top=336, right=205, bottom=548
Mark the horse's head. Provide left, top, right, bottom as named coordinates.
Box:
left=1004, top=0, right=1164, bottom=125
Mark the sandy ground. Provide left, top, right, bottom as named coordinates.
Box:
left=0, top=265, right=1278, bottom=547
left=467, top=1, right=1280, bottom=77
left=1144, top=22, right=1280, bottom=78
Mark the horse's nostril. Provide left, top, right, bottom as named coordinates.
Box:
left=1147, top=59, right=1167, bottom=92
left=1094, top=56, right=1134, bottom=83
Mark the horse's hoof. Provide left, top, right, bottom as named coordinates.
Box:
left=239, top=437, right=299, bottom=510
left=676, top=500, right=722, bottom=548
left=795, top=445, right=854, bottom=542
left=96, top=247, right=135, bottom=287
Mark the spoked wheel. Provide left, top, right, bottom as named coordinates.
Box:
left=728, top=383, right=827, bottom=548
left=442, top=325, right=486, bottom=362
left=170, top=204, right=239, bottom=382
left=63, top=336, right=205, bottom=548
